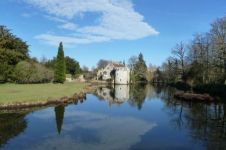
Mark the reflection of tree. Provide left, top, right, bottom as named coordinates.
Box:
left=109, top=88, right=115, bottom=100
left=54, top=105, right=65, bottom=134
left=162, top=88, right=226, bottom=149
left=128, top=84, right=147, bottom=110
left=185, top=103, right=226, bottom=149
left=153, top=84, right=163, bottom=95
left=0, top=113, right=27, bottom=148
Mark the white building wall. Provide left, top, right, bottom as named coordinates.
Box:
left=115, top=68, right=130, bottom=85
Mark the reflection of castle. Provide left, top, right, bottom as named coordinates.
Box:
left=114, top=85, right=130, bottom=103
left=96, top=87, right=114, bottom=102
left=96, top=85, right=130, bottom=106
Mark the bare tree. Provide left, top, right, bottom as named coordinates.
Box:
left=82, top=66, right=89, bottom=73
left=188, top=33, right=211, bottom=83
left=172, top=42, right=187, bottom=81
left=210, top=16, right=226, bottom=83
left=127, top=56, right=138, bottom=71
left=97, top=59, right=109, bottom=69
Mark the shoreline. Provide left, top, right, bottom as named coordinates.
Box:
left=0, top=91, right=86, bottom=110
left=0, top=83, right=99, bottom=110
left=1, top=82, right=223, bottom=110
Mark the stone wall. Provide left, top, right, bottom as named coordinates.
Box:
left=115, top=68, right=130, bottom=85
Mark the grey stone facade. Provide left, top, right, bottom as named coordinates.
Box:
left=97, top=62, right=130, bottom=85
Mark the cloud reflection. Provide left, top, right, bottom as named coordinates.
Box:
left=28, top=110, right=157, bottom=150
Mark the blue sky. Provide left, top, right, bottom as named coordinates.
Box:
left=0, top=0, right=226, bottom=68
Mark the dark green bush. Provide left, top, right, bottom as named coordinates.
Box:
left=193, top=84, right=226, bottom=97
left=169, top=81, right=191, bottom=91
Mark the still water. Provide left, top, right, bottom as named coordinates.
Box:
left=0, top=85, right=226, bottom=150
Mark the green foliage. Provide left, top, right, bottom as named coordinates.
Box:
left=193, top=84, right=226, bottom=97
left=153, top=68, right=164, bottom=83
left=169, top=81, right=191, bottom=91
left=54, top=42, right=66, bottom=83
left=14, top=61, right=53, bottom=84
left=43, top=57, right=57, bottom=69
left=0, top=62, right=12, bottom=83
left=0, top=26, right=29, bottom=82
left=65, top=56, right=81, bottom=76
left=133, top=53, right=147, bottom=82
left=44, top=56, right=81, bottom=78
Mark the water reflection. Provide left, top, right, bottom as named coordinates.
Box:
left=0, top=113, right=27, bottom=148
left=0, top=85, right=226, bottom=150
left=54, top=105, right=65, bottom=134
left=128, top=84, right=147, bottom=110
left=163, top=99, right=226, bottom=149
left=95, top=84, right=226, bottom=149
left=31, top=110, right=157, bottom=150
left=95, top=84, right=148, bottom=110
left=96, top=85, right=130, bottom=106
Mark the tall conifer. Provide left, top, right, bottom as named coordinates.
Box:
left=54, top=42, right=66, bottom=83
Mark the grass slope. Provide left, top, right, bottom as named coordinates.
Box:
left=0, top=82, right=86, bottom=104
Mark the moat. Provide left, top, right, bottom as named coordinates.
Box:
left=0, top=85, right=226, bottom=150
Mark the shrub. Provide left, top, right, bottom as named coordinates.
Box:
left=169, top=81, right=191, bottom=91
left=0, top=63, right=13, bottom=83
left=193, top=84, right=226, bottom=97
left=14, top=61, right=53, bottom=84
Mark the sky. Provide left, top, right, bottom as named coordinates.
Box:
left=0, top=0, right=226, bottom=68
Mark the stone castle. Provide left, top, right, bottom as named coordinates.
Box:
left=97, top=62, right=130, bottom=85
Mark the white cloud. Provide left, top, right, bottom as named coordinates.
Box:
left=59, top=22, right=78, bottom=30
left=23, top=0, right=159, bottom=46
left=35, top=34, right=110, bottom=46
left=21, top=12, right=32, bottom=18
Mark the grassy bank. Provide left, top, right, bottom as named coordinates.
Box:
left=0, top=82, right=87, bottom=104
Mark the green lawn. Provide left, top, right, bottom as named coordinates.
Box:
left=0, top=82, right=87, bottom=104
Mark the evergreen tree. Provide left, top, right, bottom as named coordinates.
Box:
left=65, top=56, right=81, bottom=76
left=133, top=53, right=147, bottom=82
left=54, top=42, right=66, bottom=83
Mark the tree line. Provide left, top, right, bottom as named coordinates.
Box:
left=159, top=16, right=226, bottom=87
left=2, top=15, right=225, bottom=87
left=0, top=26, right=81, bottom=84
left=153, top=16, right=226, bottom=96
